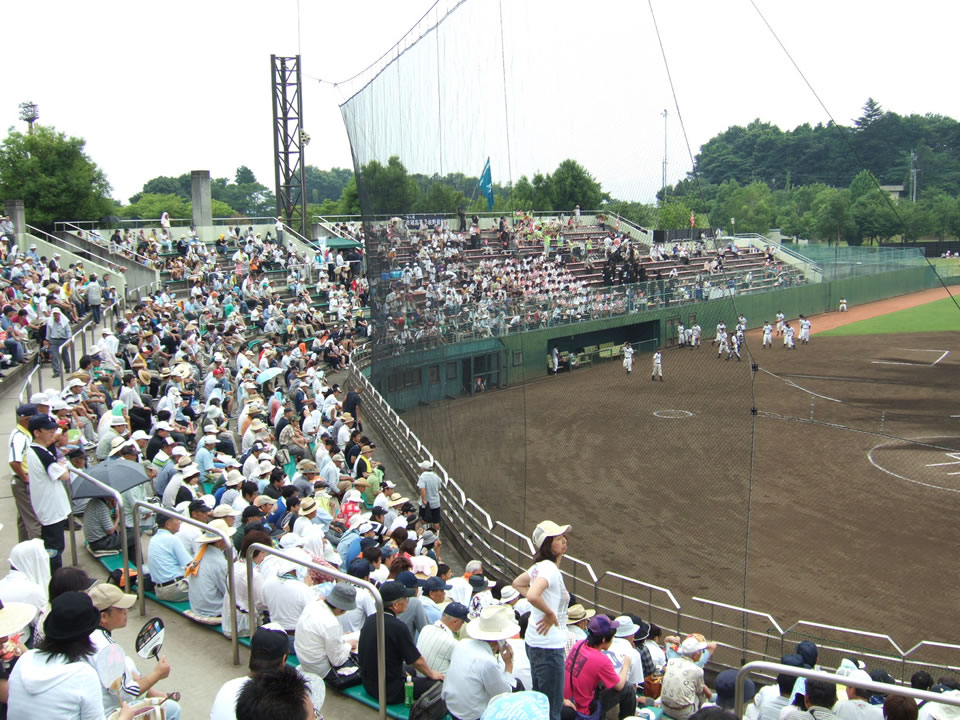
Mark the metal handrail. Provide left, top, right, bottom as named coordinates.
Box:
left=132, top=501, right=240, bottom=665
left=57, top=222, right=156, bottom=268
left=26, top=224, right=125, bottom=274
left=68, top=467, right=128, bottom=579
left=58, top=319, right=93, bottom=390
left=734, top=661, right=960, bottom=717
left=245, top=543, right=386, bottom=720
left=17, top=361, right=42, bottom=406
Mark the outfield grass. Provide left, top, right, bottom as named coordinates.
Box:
left=819, top=296, right=960, bottom=336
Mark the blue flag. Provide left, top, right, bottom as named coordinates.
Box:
left=478, top=157, right=494, bottom=211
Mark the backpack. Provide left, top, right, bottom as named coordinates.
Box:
left=408, top=680, right=446, bottom=720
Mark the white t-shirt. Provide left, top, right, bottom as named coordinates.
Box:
left=262, top=574, right=315, bottom=631
left=523, top=560, right=569, bottom=649
left=26, top=444, right=70, bottom=526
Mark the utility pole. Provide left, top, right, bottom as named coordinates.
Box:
left=661, top=109, right=668, bottom=198
left=910, top=149, right=919, bottom=203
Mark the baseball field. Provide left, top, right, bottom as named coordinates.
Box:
left=401, top=286, right=960, bottom=652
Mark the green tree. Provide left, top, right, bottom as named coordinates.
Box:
left=657, top=200, right=692, bottom=230
left=234, top=166, right=256, bottom=185
left=414, top=182, right=467, bottom=213
left=848, top=169, right=879, bottom=202
left=853, top=98, right=884, bottom=131
left=131, top=174, right=191, bottom=204
left=0, top=125, right=114, bottom=227
left=508, top=176, right=536, bottom=210
left=812, top=188, right=855, bottom=244
left=118, top=193, right=189, bottom=221
left=305, top=166, right=354, bottom=204
left=550, top=159, right=605, bottom=210
left=356, top=156, right=419, bottom=215
left=850, top=190, right=900, bottom=245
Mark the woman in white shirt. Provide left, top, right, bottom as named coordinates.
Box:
left=512, top=520, right=571, bottom=720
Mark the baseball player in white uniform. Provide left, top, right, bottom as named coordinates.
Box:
left=717, top=330, right=729, bottom=358
left=622, top=342, right=634, bottom=373
left=799, top=316, right=812, bottom=344
left=784, top=323, right=796, bottom=349
left=677, top=323, right=685, bottom=347
left=651, top=350, right=663, bottom=381
left=839, top=297, right=848, bottom=312
left=714, top=322, right=726, bottom=345
left=775, top=311, right=785, bottom=336
left=691, top=323, right=702, bottom=348
left=727, top=333, right=742, bottom=361
left=684, top=325, right=694, bottom=347
left=762, top=321, right=773, bottom=348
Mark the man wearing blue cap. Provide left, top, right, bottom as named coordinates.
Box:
left=417, top=601, right=469, bottom=675
left=420, top=575, right=452, bottom=624
left=25, top=414, right=71, bottom=572
left=8, top=404, right=40, bottom=541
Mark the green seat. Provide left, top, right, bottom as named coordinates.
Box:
left=341, top=684, right=451, bottom=720
left=599, top=348, right=613, bottom=359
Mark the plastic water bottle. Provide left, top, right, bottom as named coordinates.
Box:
left=404, top=674, right=414, bottom=707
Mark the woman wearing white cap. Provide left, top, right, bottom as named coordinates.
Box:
left=512, top=520, right=571, bottom=720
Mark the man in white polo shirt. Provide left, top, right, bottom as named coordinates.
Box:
left=25, top=414, right=71, bottom=572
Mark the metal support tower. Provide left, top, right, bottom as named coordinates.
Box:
left=271, top=55, right=307, bottom=238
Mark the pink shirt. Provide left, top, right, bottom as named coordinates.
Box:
left=564, top=640, right=620, bottom=715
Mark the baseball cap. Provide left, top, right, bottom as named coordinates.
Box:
left=15, top=404, right=37, bottom=417
left=250, top=624, right=289, bottom=661
left=88, top=584, right=137, bottom=611
left=396, top=571, right=420, bottom=590
left=188, top=499, right=212, bottom=514
left=442, top=602, right=469, bottom=621
left=379, top=580, right=416, bottom=604
left=347, top=559, right=372, bottom=579
left=423, top=576, right=452, bottom=593
left=587, top=615, right=620, bottom=636
left=28, top=415, right=59, bottom=433
left=679, top=636, right=709, bottom=655
left=532, top=520, right=570, bottom=549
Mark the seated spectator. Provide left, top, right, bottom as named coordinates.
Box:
left=565, top=604, right=595, bottom=655
left=885, top=696, right=919, bottom=720
left=211, top=623, right=325, bottom=720
left=82, top=495, right=135, bottom=557
left=420, top=575, right=451, bottom=624
left=782, top=679, right=840, bottom=720
left=443, top=605, right=522, bottom=720
left=7, top=591, right=135, bottom=720
left=88, top=584, right=181, bottom=719
left=563, top=614, right=635, bottom=720
left=235, top=665, right=314, bottom=720
left=661, top=635, right=712, bottom=720
left=605, top=615, right=654, bottom=695
left=146, top=512, right=192, bottom=603
left=261, top=559, right=315, bottom=653
left=0, top=541, right=49, bottom=620
left=835, top=670, right=884, bottom=720
left=416, top=601, right=469, bottom=675
left=187, top=519, right=235, bottom=624
left=295, top=583, right=359, bottom=680
left=756, top=657, right=805, bottom=720
left=357, top=580, right=444, bottom=704
left=712, top=669, right=757, bottom=716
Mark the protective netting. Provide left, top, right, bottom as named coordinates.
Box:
left=339, top=0, right=960, bottom=652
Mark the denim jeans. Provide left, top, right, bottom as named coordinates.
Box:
left=526, top=644, right=565, bottom=720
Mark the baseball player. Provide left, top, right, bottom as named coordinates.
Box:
left=783, top=323, right=796, bottom=349
left=677, top=322, right=685, bottom=348
left=799, top=315, right=812, bottom=344
left=762, top=321, right=773, bottom=348
left=714, top=321, right=726, bottom=345
left=691, top=323, right=702, bottom=348
left=775, top=311, right=785, bottom=336
left=622, top=342, right=634, bottom=373
left=737, top=314, right=747, bottom=330
left=717, top=330, right=729, bottom=358
left=727, top=332, right=742, bottom=361
left=839, top=297, right=848, bottom=312
left=651, top=350, right=663, bottom=381
left=684, top=325, right=694, bottom=347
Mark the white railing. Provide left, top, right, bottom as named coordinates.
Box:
left=347, top=352, right=960, bottom=682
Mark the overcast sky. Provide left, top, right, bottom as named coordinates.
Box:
left=4, top=0, right=958, bottom=206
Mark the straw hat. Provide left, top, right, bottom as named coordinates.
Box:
left=137, top=370, right=152, bottom=385
left=466, top=605, right=520, bottom=641
left=0, top=600, right=39, bottom=638
left=197, top=518, right=236, bottom=544
left=566, top=604, right=596, bottom=624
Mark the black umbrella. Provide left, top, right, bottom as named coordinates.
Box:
left=99, top=215, right=122, bottom=226
left=71, top=459, right=150, bottom=500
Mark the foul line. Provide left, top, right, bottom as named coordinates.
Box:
left=872, top=348, right=950, bottom=367
left=758, top=368, right=841, bottom=403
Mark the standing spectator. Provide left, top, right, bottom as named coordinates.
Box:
left=416, top=460, right=443, bottom=532
left=45, top=308, right=71, bottom=378
left=661, top=636, right=713, bottom=720
left=25, top=416, right=70, bottom=573
left=443, top=605, right=522, bottom=720
left=342, top=386, right=363, bottom=431
left=85, top=274, right=102, bottom=325
left=8, top=405, right=41, bottom=542
left=513, top=521, right=571, bottom=720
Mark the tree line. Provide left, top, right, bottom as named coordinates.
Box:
left=4, top=98, right=960, bottom=244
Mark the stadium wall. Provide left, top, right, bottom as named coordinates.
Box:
left=373, top=266, right=941, bottom=411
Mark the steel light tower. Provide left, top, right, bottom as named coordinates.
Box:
left=271, top=55, right=308, bottom=238
left=18, top=102, right=38, bottom=134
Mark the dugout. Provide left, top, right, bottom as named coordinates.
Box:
left=542, top=320, right=659, bottom=359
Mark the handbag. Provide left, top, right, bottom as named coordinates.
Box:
left=643, top=673, right=663, bottom=699
left=323, top=654, right=362, bottom=690
left=409, top=679, right=446, bottom=720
